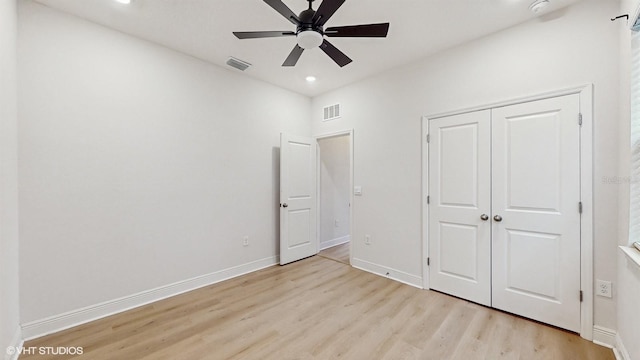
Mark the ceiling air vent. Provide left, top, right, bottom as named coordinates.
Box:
left=323, top=103, right=341, bottom=121
left=226, top=57, right=251, bottom=71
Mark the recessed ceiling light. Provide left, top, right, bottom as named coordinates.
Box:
left=114, top=0, right=132, bottom=4
left=529, top=0, right=550, bottom=14
left=305, top=76, right=317, bottom=83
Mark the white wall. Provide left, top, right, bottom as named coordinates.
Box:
left=18, top=1, right=310, bottom=326
left=617, top=0, right=640, bottom=358
left=617, top=259, right=640, bottom=359
left=318, top=135, right=350, bottom=248
left=312, top=0, right=620, bottom=329
left=0, top=0, right=21, bottom=355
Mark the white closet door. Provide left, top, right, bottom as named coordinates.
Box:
left=491, top=94, right=581, bottom=332
left=428, top=110, right=492, bottom=306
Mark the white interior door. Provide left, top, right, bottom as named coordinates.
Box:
left=491, top=94, right=581, bottom=332
left=280, top=133, right=318, bottom=265
left=428, top=110, right=492, bottom=306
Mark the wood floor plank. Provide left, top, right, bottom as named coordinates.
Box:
left=20, top=255, right=614, bottom=360
left=318, top=243, right=350, bottom=264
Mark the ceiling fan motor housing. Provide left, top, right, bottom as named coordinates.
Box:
left=298, top=8, right=316, bottom=26
left=296, top=8, right=324, bottom=49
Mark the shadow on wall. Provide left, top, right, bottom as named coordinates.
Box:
left=538, top=7, right=569, bottom=23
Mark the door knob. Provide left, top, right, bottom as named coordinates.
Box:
left=282, top=203, right=289, bottom=208
left=493, top=215, right=503, bottom=222
left=480, top=214, right=489, bottom=221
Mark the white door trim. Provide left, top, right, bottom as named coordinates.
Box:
left=315, top=129, right=354, bottom=265
left=421, top=84, right=594, bottom=340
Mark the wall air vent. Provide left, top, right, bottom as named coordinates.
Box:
left=323, top=103, right=341, bottom=121
left=226, top=57, right=251, bottom=71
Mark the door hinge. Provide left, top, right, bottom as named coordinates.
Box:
left=427, top=257, right=430, bottom=266
left=427, top=195, right=430, bottom=204
left=578, top=113, right=583, bottom=126
left=579, top=202, right=583, bottom=214
left=580, top=290, right=583, bottom=302
left=426, top=134, right=430, bottom=143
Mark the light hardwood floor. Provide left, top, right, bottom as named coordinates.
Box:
left=21, top=255, right=614, bottom=359
left=318, top=242, right=350, bottom=265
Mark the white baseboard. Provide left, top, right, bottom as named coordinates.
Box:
left=592, top=326, right=631, bottom=360
left=320, top=236, right=350, bottom=250
left=351, top=257, right=422, bottom=289
left=614, top=333, right=631, bottom=360
left=4, top=327, right=23, bottom=360
left=593, top=325, right=616, bottom=348
left=21, top=256, right=278, bottom=341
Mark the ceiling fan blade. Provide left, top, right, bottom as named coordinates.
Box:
left=233, top=31, right=295, bottom=39
left=319, top=39, right=352, bottom=67
left=282, top=45, right=304, bottom=66
left=325, top=23, right=389, bottom=38
left=263, top=0, right=300, bottom=25
left=312, top=0, right=346, bottom=27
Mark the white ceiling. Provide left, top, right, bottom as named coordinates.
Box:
left=33, top=0, right=584, bottom=97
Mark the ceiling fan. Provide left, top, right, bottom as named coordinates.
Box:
left=233, top=0, right=390, bottom=67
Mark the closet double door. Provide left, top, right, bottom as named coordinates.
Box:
left=428, top=94, right=581, bottom=332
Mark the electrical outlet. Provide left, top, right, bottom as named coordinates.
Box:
left=596, top=280, right=612, bottom=298
left=243, top=236, right=249, bottom=247
left=365, top=235, right=371, bottom=245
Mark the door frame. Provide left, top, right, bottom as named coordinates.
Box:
left=421, top=84, right=594, bottom=340
left=315, top=129, right=354, bottom=265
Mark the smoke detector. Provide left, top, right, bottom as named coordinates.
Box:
left=529, top=0, right=550, bottom=14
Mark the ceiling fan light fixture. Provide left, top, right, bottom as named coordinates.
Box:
left=297, top=31, right=323, bottom=49
left=114, top=0, right=132, bottom=4
left=305, top=76, right=317, bottom=82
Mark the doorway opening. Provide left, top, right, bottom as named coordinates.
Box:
left=316, top=131, right=352, bottom=265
